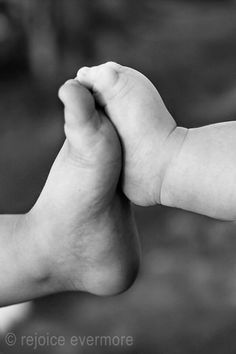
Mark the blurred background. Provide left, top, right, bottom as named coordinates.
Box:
left=1, top=0, right=236, bottom=353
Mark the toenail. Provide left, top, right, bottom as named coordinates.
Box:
left=64, top=79, right=78, bottom=86
left=105, top=61, right=121, bottom=71
left=77, top=67, right=90, bottom=77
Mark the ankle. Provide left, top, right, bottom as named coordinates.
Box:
left=25, top=209, right=65, bottom=294
left=158, top=126, right=189, bottom=205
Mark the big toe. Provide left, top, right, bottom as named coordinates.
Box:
left=76, top=62, right=126, bottom=105
left=58, top=79, right=100, bottom=144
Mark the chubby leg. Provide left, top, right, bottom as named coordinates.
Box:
left=161, top=122, right=236, bottom=220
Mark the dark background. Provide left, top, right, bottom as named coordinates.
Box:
left=1, top=0, right=236, bottom=353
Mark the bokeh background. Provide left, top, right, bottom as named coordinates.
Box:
left=1, top=0, right=236, bottom=353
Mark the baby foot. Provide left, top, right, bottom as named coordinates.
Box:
left=77, top=62, right=188, bottom=206
left=30, top=79, right=140, bottom=296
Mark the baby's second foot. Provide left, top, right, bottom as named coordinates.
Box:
left=77, top=62, right=188, bottom=206
left=30, top=80, right=140, bottom=296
